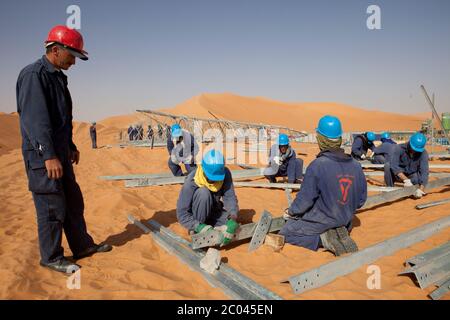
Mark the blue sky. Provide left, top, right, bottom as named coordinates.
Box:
left=1, top=0, right=449, bottom=121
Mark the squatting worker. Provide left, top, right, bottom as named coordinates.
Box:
left=16, top=25, right=112, bottom=274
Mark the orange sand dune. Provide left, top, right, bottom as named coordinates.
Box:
left=161, top=93, right=427, bottom=132
left=0, top=100, right=449, bottom=300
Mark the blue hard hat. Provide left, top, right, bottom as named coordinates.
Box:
left=202, top=149, right=225, bottom=181
left=171, top=124, right=182, bottom=138
left=366, top=132, right=376, bottom=142
left=409, top=132, right=427, bottom=153
left=381, top=132, right=391, bottom=140
left=278, top=133, right=289, bottom=146
left=316, top=115, right=343, bottom=139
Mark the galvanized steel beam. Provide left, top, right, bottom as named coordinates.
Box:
left=286, top=216, right=450, bottom=295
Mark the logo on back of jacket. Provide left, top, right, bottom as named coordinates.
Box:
left=337, top=175, right=354, bottom=205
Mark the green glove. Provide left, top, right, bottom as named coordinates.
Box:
left=195, top=223, right=213, bottom=234
left=221, top=219, right=239, bottom=246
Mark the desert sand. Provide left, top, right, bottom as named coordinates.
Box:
left=0, top=94, right=448, bottom=300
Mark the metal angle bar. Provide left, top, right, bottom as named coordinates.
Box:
left=145, top=219, right=282, bottom=300
left=399, top=253, right=450, bottom=289
left=405, top=241, right=450, bottom=267
left=234, top=181, right=399, bottom=192
left=101, top=167, right=261, bottom=181
left=99, top=172, right=174, bottom=181
left=286, top=216, right=450, bottom=295
left=416, top=198, right=450, bottom=210
left=285, top=189, right=293, bottom=207
left=124, top=168, right=265, bottom=188
left=429, top=154, right=450, bottom=159
left=361, top=176, right=450, bottom=210
left=127, top=215, right=266, bottom=300
left=429, top=278, right=450, bottom=300
left=364, top=172, right=449, bottom=177
left=361, top=163, right=450, bottom=169
left=248, top=210, right=273, bottom=252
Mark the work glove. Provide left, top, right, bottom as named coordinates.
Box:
left=216, top=219, right=239, bottom=247
left=283, top=208, right=298, bottom=220
left=273, top=156, right=282, bottom=165
left=360, top=154, right=366, bottom=160
left=182, top=154, right=193, bottom=164
left=413, top=189, right=426, bottom=199
left=194, top=223, right=213, bottom=234
left=170, top=153, right=181, bottom=165
left=403, top=179, right=414, bottom=187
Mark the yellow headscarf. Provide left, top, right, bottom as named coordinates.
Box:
left=194, top=165, right=224, bottom=192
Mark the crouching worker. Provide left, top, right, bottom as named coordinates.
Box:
left=371, top=132, right=396, bottom=164
left=384, top=132, right=429, bottom=199
left=176, top=149, right=240, bottom=246
left=263, top=133, right=303, bottom=183
left=280, top=116, right=367, bottom=256
left=167, top=123, right=197, bottom=176
left=351, top=132, right=376, bottom=160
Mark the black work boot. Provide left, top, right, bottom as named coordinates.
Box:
left=73, top=243, right=113, bottom=260
left=320, top=229, right=346, bottom=256
left=336, top=226, right=359, bottom=253
left=40, top=258, right=81, bottom=274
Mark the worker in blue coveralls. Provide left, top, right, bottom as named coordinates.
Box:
left=280, top=115, right=367, bottom=256
left=167, top=124, right=198, bottom=176
left=371, top=132, right=396, bottom=164
left=384, top=132, right=429, bottom=199
left=351, top=131, right=376, bottom=161
left=176, top=149, right=240, bottom=246
left=16, top=25, right=112, bottom=274
left=89, top=122, right=97, bottom=149
left=263, top=133, right=303, bottom=184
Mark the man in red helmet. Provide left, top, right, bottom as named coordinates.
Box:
left=16, top=26, right=112, bottom=274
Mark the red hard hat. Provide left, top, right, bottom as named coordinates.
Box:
left=45, top=25, right=88, bottom=60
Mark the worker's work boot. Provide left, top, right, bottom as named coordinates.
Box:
left=336, top=226, right=358, bottom=253
left=73, top=243, right=113, bottom=260
left=40, top=258, right=81, bottom=274
left=320, top=229, right=346, bottom=256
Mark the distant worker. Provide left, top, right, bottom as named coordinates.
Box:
left=167, top=124, right=197, bottom=176
left=351, top=132, right=376, bottom=160
left=16, top=25, right=112, bottom=274
left=89, top=122, right=97, bottom=149
left=176, top=149, right=239, bottom=246
left=263, top=134, right=303, bottom=184
left=371, top=132, right=396, bottom=164
left=147, top=125, right=154, bottom=140
left=127, top=125, right=133, bottom=141
left=157, top=124, right=163, bottom=139
left=280, top=115, right=367, bottom=256
left=137, top=124, right=144, bottom=140
left=384, top=133, right=429, bottom=199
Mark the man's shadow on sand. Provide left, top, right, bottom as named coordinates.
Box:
left=102, top=209, right=257, bottom=248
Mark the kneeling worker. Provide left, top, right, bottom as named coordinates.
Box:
left=384, top=132, right=429, bottom=199
left=280, top=116, right=367, bottom=256
left=176, top=149, right=239, bottom=246
left=264, top=133, right=303, bottom=184
left=167, top=123, right=197, bottom=176
left=351, top=131, right=376, bottom=160
left=371, top=132, right=396, bottom=164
